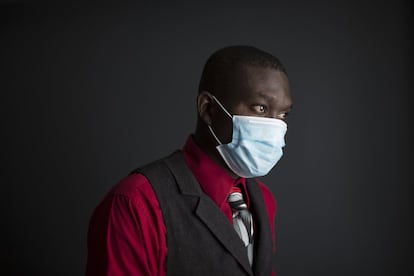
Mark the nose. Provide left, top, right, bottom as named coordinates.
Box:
left=268, top=109, right=282, bottom=120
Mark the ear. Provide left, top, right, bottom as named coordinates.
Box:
left=197, top=91, right=214, bottom=125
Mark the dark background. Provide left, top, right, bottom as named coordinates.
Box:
left=1, top=1, right=412, bottom=275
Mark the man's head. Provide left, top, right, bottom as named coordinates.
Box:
left=194, top=45, right=293, bottom=177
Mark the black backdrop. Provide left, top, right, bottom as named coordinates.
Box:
left=1, top=1, right=413, bottom=275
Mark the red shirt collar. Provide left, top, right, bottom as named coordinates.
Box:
left=183, top=135, right=249, bottom=208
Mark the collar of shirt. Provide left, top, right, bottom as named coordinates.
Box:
left=183, top=135, right=251, bottom=210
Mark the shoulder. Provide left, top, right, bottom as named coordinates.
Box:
left=104, top=152, right=180, bottom=210
left=90, top=172, right=163, bottom=229
left=109, top=173, right=157, bottom=206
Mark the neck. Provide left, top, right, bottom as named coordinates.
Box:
left=194, top=122, right=239, bottom=179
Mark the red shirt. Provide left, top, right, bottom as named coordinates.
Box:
left=86, top=136, right=277, bottom=275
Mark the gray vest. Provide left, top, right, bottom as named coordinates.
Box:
left=133, top=151, right=274, bottom=276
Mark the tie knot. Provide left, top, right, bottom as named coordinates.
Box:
left=228, top=186, right=247, bottom=211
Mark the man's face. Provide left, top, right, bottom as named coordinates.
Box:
left=210, top=65, right=293, bottom=144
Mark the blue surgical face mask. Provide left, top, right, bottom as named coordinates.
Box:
left=208, top=94, right=287, bottom=178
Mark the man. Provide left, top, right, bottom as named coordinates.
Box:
left=86, top=45, right=293, bottom=276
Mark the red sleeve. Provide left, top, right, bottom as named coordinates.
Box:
left=86, top=174, right=167, bottom=276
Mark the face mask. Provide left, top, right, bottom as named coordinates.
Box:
left=208, top=95, right=287, bottom=178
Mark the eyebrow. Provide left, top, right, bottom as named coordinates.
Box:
left=244, top=92, right=276, bottom=103
left=255, top=92, right=276, bottom=101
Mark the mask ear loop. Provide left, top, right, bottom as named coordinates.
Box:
left=208, top=125, right=223, bottom=145
left=205, top=93, right=233, bottom=146
left=209, top=94, right=233, bottom=119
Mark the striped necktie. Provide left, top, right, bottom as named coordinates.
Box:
left=228, top=186, right=254, bottom=266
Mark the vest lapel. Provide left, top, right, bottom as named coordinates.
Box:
left=196, top=195, right=253, bottom=275
left=164, top=151, right=253, bottom=276
left=247, top=179, right=273, bottom=276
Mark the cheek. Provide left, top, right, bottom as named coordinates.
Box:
left=212, top=112, right=233, bottom=144
left=232, top=102, right=254, bottom=116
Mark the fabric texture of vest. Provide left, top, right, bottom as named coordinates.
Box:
left=132, top=150, right=274, bottom=276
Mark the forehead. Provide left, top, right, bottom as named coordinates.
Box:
left=233, top=66, right=291, bottom=103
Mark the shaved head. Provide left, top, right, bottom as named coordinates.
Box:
left=198, top=45, right=287, bottom=97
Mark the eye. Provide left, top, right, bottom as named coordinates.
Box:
left=278, top=112, right=289, bottom=120
left=251, top=104, right=267, bottom=114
